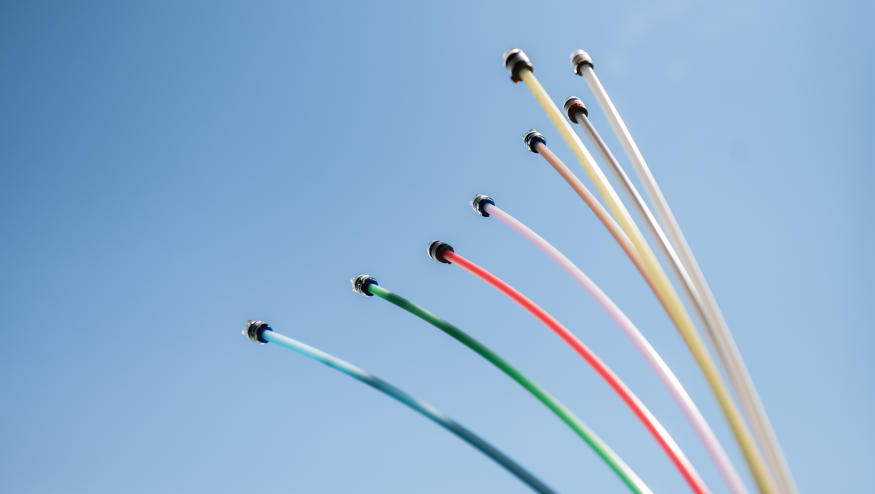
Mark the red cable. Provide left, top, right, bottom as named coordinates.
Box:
left=444, top=249, right=709, bottom=494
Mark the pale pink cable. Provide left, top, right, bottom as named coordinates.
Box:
left=484, top=202, right=749, bottom=494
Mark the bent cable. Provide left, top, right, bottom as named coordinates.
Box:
left=523, top=123, right=773, bottom=494
left=359, top=279, right=651, bottom=494
left=568, top=100, right=718, bottom=361
left=509, top=54, right=771, bottom=492
left=430, top=244, right=710, bottom=494
left=575, top=55, right=796, bottom=494
left=244, top=321, right=556, bottom=494
left=479, top=199, right=748, bottom=494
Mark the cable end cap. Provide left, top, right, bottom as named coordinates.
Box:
left=523, top=129, right=546, bottom=153
left=471, top=194, right=495, bottom=217
left=570, top=49, right=593, bottom=75
left=244, top=320, right=270, bottom=344
left=502, top=48, right=532, bottom=83
left=350, top=274, right=378, bottom=296
left=563, top=96, right=588, bottom=123
left=427, top=240, right=455, bottom=264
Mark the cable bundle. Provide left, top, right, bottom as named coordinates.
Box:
left=472, top=196, right=747, bottom=494
left=571, top=54, right=796, bottom=494
left=359, top=278, right=651, bottom=494
left=241, top=320, right=556, bottom=493
left=241, top=47, right=796, bottom=494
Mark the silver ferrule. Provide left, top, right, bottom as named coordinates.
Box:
left=570, top=49, right=594, bottom=75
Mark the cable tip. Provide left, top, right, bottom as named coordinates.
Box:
left=350, top=274, right=378, bottom=296
left=427, top=240, right=455, bottom=264
left=471, top=194, right=496, bottom=217
left=563, top=96, right=588, bottom=123
left=243, top=320, right=270, bottom=344
left=502, top=48, right=532, bottom=83
left=523, top=129, right=546, bottom=153
left=570, top=49, right=594, bottom=75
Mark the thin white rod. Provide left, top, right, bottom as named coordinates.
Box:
left=579, top=64, right=796, bottom=494
left=485, top=202, right=749, bottom=494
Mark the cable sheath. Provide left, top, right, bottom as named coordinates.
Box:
left=517, top=66, right=773, bottom=494
left=442, top=250, right=709, bottom=494
left=484, top=202, right=749, bottom=494
left=367, top=283, right=651, bottom=494
left=260, top=329, right=557, bottom=494
left=580, top=64, right=794, bottom=494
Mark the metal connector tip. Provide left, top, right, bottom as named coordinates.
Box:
left=563, top=96, right=588, bottom=123
left=244, top=320, right=270, bottom=344
left=350, top=274, right=378, bottom=296
left=570, top=49, right=594, bottom=75
left=503, top=48, right=533, bottom=83
left=471, top=194, right=496, bottom=217
left=427, top=240, right=455, bottom=264
left=523, top=129, right=546, bottom=153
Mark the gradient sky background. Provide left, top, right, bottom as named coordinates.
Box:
left=1, top=1, right=873, bottom=492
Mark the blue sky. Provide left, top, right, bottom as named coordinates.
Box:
left=1, top=1, right=872, bottom=492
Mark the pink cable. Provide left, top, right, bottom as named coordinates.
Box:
left=484, top=202, right=749, bottom=494
left=442, top=249, right=709, bottom=494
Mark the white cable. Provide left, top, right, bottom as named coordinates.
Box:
left=484, top=202, right=749, bottom=494
left=578, top=61, right=797, bottom=494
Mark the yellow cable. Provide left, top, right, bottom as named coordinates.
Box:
left=518, top=68, right=777, bottom=494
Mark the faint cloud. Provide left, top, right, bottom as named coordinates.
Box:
left=607, top=0, right=695, bottom=77
left=603, top=55, right=629, bottom=76
left=728, top=138, right=750, bottom=163
left=618, top=0, right=694, bottom=46
left=665, top=58, right=691, bottom=83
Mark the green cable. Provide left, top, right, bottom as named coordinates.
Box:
left=366, top=282, right=651, bottom=494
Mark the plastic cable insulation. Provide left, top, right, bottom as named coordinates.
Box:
left=367, top=283, right=651, bottom=494
left=442, top=250, right=709, bottom=494
left=580, top=64, right=793, bottom=494
left=533, top=141, right=643, bottom=275
left=518, top=66, right=772, bottom=494
left=484, top=202, right=749, bottom=494
left=574, top=112, right=752, bottom=493
left=260, top=329, right=557, bottom=494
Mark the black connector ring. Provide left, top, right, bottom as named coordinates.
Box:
left=244, top=320, right=270, bottom=344
left=427, top=240, right=455, bottom=264
left=563, top=96, right=588, bottom=124
left=351, top=274, right=378, bottom=296
left=471, top=194, right=495, bottom=217
left=570, top=49, right=594, bottom=75
left=523, top=129, right=546, bottom=153
left=502, top=48, right=533, bottom=83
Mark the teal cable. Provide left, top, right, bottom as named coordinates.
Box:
left=243, top=321, right=556, bottom=494
left=357, top=280, right=651, bottom=494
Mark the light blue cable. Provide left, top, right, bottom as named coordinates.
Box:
left=257, top=327, right=558, bottom=494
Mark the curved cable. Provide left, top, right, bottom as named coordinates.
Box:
left=570, top=107, right=726, bottom=388
left=437, top=248, right=710, bottom=494
left=524, top=119, right=771, bottom=494
left=578, top=62, right=795, bottom=494
left=517, top=66, right=772, bottom=494
left=481, top=201, right=749, bottom=494
left=364, top=282, right=651, bottom=494
left=250, top=325, right=557, bottom=493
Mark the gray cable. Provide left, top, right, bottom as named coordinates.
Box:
left=571, top=56, right=797, bottom=494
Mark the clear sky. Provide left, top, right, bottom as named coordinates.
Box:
left=1, top=1, right=872, bottom=492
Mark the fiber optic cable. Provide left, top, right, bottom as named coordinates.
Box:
left=471, top=194, right=748, bottom=494
left=521, top=131, right=643, bottom=279
left=426, top=242, right=710, bottom=494
left=571, top=50, right=796, bottom=494
left=564, top=95, right=717, bottom=360
left=352, top=275, right=651, bottom=494
left=242, top=320, right=556, bottom=494
left=503, top=48, right=773, bottom=494
left=563, top=96, right=760, bottom=493
left=521, top=131, right=715, bottom=361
